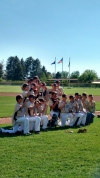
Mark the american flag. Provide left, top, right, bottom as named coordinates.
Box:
left=58, top=58, right=63, bottom=64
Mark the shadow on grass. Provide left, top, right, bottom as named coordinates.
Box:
left=44, top=125, right=85, bottom=132
left=0, top=132, right=23, bottom=138
left=92, top=165, right=100, bottom=178
left=0, top=124, right=88, bottom=138
left=0, top=125, right=24, bottom=138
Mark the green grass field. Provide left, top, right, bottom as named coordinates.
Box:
left=0, top=85, right=22, bottom=93
left=0, top=85, right=100, bottom=178
left=0, top=85, right=100, bottom=95
left=0, top=85, right=100, bottom=117
left=0, top=118, right=100, bottom=178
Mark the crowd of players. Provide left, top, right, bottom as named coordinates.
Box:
left=0, top=76, right=95, bottom=135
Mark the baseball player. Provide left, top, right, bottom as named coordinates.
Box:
left=58, top=94, right=73, bottom=127
left=34, top=99, right=48, bottom=130
left=0, top=95, right=31, bottom=135
left=25, top=94, right=41, bottom=134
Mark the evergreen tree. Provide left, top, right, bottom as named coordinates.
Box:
left=56, top=72, right=62, bottom=79
left=42, top=66, right=48, bottom=78
left=30, top=58, right=42, bottom=78
left=6, top=56, right=23, bottom=80
left=25, top=57, right=34, bottom=78
left=0, top=63, right=3, bottom=78
left=21, top=58, right=26, bottom=79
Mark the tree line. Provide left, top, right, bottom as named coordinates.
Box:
left=0, top=56, right=98, bottom=83
left=0, top=56, right=51, bottom=81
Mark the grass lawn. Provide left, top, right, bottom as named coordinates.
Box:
left=0, top=85, right=100, bottom=177
left=0, top=85, right=100, bottom=95
left=0, top=96, right=15, bottom=117
left=64, top=87, right=100, bottom=96
left=0, top=85, right=22, bottom=93
left=0, top=118, right=100, bottom=178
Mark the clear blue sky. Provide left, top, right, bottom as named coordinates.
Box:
left=0, top=0, right=100, bottom=76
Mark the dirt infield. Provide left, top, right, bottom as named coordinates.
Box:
left=0, top=92, right=19, bottom=96
left=0, top=118, right=12, bottom=124
left=0, top=112, right=100, bottom=125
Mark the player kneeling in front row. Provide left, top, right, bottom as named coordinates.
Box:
left=86, top=94, right=95, bottom=125
left=74, top=93, right=87, bottom=126
left=0, top=95, right=31, bottom=136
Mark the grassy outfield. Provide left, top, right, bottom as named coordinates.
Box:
left=0, top=96, right=100, bottom=117
left=64, top=87, right=100, bottom=96
left=0, top=85, right=22, bottom=93
left=0, top=86, right=100, bottom=117
left=0, top=85, right=100, bottom=95
left=0, top=118, right=100, bottom=178
left=0, top=85, right=100, bottom=178
left=0, top=96, right=15, bottom=117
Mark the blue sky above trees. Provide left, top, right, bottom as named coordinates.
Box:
left=0, top=0, right=100, bottom=77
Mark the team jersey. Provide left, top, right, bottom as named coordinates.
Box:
left=12, top=102, right=23, bottom=126
left=68, top=100, right=79, bottom=113
left=22, top=90, right=28, bottom=102
left=82, top=99, right=89, bottom=111
left=88, top=101, right=95, bottom=113
left=58, top=101, right=70, bottom=113
left=74, top=99, right=83, bottom=112
left=25, top=101, right=34, bottom=116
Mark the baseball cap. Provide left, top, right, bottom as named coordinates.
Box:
left=55, top=80, right=60, bottom=84
left=41, top=82, right=46, bottom=86
left=22, top=83, right=29, bottom=88
left=16, top=95, right=23, bottom=101
left=53, top=83, right=57, bottom=87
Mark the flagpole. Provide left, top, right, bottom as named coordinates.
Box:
left=62, top=57, right=63, bottom=87
left=69, top=57, right=70, bottom=87
left=57, top=58, right=63, bottom=85
left=55, top=57, right=56, bottom=78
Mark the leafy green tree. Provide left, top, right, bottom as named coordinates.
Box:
left=70, top=71, right=80, bottom=79
left=61, top=71, right=69, bottom=78
left=79, top=70, right=98, bottom=83
left=47, top=72, right=52, bottom=79
left=0, top=63, right=3, bottom=78
left=40, top=71, right=47, bottom=82
left=51, top=73, right=56, bottom=78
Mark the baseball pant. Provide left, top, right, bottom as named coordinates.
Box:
left=2, top=117, right=29, bottom=134
left=60, top=113, right=73, bottom=127
left=40, top=115, right=48, bottom=129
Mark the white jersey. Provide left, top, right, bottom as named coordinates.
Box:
left=25, top=101, right=34, bottom=116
